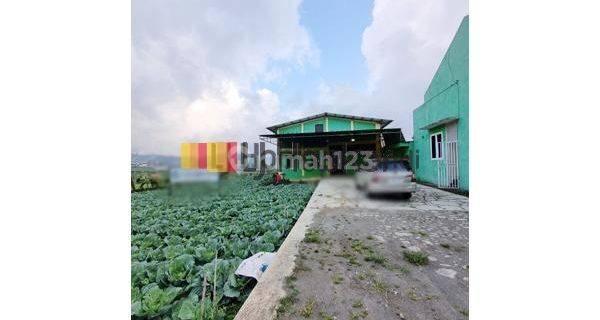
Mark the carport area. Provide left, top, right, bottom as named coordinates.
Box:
left=279, top=177, right=469, bottom=320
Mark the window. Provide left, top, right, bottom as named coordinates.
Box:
left=315, top=124, right=324, bottom=132
left=430, top=132, right=443, bottom=159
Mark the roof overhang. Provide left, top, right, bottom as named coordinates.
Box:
left=420, top=117, right=458, bottom=130
left=260, top=128, right=403, bottom=140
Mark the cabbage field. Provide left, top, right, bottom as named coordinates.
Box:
left=131, top=174, right=315, bottom=319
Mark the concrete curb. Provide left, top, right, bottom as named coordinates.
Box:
left=234, top=182, right=325, bottom=320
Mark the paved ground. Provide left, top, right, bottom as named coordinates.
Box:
left=277, top=177, right=469, bottom=320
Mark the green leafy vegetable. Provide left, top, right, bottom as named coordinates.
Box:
left=131, top=174, right=315, bottom=319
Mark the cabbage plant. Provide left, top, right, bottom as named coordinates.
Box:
left=131, top=174, right=314, bottom=319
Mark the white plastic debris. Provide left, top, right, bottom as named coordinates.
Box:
left=234, top=252, right=277, bottom=280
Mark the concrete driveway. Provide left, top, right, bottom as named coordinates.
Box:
left=278, top=177, right=469, bottom=320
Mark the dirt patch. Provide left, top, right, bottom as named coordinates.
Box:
left=276, top=204, right=468, bottom=320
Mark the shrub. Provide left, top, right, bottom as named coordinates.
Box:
left=403, top=251, right=429, bottom=265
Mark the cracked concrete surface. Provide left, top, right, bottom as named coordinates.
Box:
left=277, top=177, right=469, bottom=320
left=236, top=177, right=469, bottom=320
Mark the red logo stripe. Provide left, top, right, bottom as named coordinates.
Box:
left=227, top=142, right=237, bottom=172
left=198, top=143, right=207, bottom=169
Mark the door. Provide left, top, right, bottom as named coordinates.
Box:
left=445, top=141, right=459, bottom=188
left=437, top=121, right=459, bottom=189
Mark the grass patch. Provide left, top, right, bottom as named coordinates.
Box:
left=365, top=251, right=387, bottom=265
left=403, top=251, right=429, bottom=266
left=357, top=270, right=376, bottom=281
left=406, top=288, right=437, bottom=301
left=299, top=298, right=316, bottom=318
left=406, top=288, right=419, bottom=301
left=277, top=275, right=299, bottom=315
left=305, top=228, right=321, bottom=243
left=332, top=273, right=343, bottom=284
left=350, top=239, right=369, bottom=253
left=335, top=250, right=361, bottom=266
left=398, top=265, right=410, bottom=275
left=334, top=250, right=353, bottom=259
left=352, top=300, right=364, bottom=308
left=372, top=278, right=389, bottom=294
left=348, top=255, right=361, bottom=266
left=459, top=309, right=469, bottom=317
left=349, top=310, right=369, bottom=319
left=277, top=287, right=299, bottom=315
left=319, top=310, right=334, bottom=320
left=285, top=275, right=297, bottom=286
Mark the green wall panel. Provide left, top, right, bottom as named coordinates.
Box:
left=354, top=120, right=376, bottom=130
left=278, top=124, right=302, bottom=134
left=276, top=116, right=379, bottom=134
left=303, top=118, right=326, bottom=133
left=412, top=16, right=469, bottom=191
left=328, top=117, right=352, bottom=131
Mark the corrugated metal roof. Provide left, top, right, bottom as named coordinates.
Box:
left=260, top=128, right=404, bottom=140
left=266, top=112, right=393, bottom=133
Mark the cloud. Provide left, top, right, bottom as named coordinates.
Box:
left=132, top=0, right=468, bottom=155
left=361, top=0, right=468, bottom=137
left=301, top=0, right=468, bottom=139
left=132, top=0, right=316, bottom=155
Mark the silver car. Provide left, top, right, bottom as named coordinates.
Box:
left=356, top=160, right=416, bottom=199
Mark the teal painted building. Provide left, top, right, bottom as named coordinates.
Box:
left=261, top=113, right=406, bottom=181
left=412, top=16, right=469, bottom=191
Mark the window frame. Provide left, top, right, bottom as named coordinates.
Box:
left=430, top=132, right=443, bottom=160
left=314, top=124, right=324, bottom=132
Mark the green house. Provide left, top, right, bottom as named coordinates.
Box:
left=412, top=15, right=469, bottom=191
left=261, top=112, right=406, bottom=181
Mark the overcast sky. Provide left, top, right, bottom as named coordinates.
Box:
left=132, top=0, right=468, bottom=156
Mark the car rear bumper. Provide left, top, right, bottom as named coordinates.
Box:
left=367, top=182, right=416, bottom=194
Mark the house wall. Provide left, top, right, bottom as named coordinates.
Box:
left=328, top=117, right=352, bottom=131
left=277, top=116, right=378, bottom=134
left=278, top=124, right=302, bottom=134
left=354, top=120, right=376, bottom=130
left=276, top=116, right=380, bottom=181
left=303, top=118, right=327, bottom=133
left=412, top=15, right=469, bottom=191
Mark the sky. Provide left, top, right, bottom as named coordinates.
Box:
left=132, top=0, right=468, bottom=156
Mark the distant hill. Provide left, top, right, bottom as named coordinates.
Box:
left=131, top=154, right=180, bottom=170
